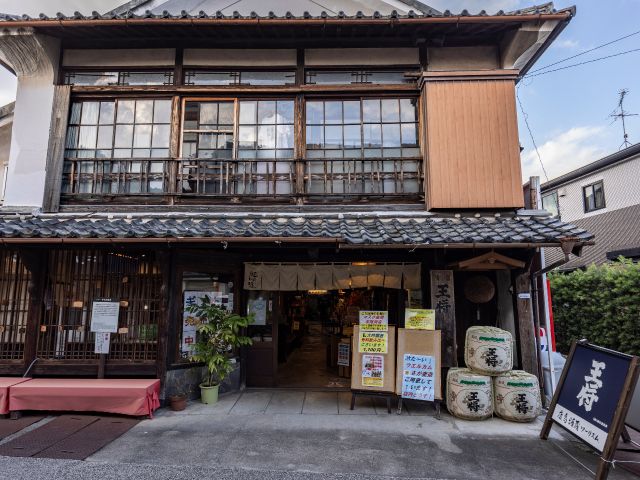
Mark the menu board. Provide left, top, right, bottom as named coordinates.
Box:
left=395, top=329, right=442, bottom=400
left=404, top=309, right=435, bottom=330
left=351, top=326, right=396, bottom=393
left=401, top=354, right=435, bottom=401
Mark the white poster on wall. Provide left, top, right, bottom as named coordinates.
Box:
left=94, top=332, right=111, bottom=354
left=91, top=300, right=120, bottom=333
left=182, top=291, right=228, bottom=358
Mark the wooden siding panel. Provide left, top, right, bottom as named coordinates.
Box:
left=423, top=79, right=524, bottom=210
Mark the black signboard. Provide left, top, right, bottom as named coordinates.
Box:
left=541, top=341, right=639, bottom=480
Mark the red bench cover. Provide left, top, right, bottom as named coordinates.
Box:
left=0, top=378, right=31, bottom=414
left=9, top=378, right=160, bottom=417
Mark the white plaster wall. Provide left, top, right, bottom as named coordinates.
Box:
left=305, top=48, right=419, bottom=66
left=554, top=155, right=640, bottom=222
left=2, top=34, right=60, bottom=209
left=63, top=48, right=176, bottom=67
left=184, top=49, right=296, bottom=67
left=0, top=118, right=12, bottom=202
left=427, top=46, right=498, bottom=71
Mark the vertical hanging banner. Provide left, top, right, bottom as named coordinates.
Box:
left=359, top=311, right=388, bottom=331
left=362, top=354, right=384, bottom=387
left=401, top=354, right=435, bottom=401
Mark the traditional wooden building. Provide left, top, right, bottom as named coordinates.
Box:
left=0, top=1, right=591, bottom=399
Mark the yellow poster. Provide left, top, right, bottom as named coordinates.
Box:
left=405, top=309, right=435, bottom=330
left=362, top=354, right=384, bottom=387
left=359, top=331, right=388, bottom=354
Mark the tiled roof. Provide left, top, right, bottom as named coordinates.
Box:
left=545, top=204, right=640, bottom=269
left=0, top=1, right=568, bottom=22
left=0, top=214, right=593, bottom=245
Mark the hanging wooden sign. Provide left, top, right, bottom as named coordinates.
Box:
left=540, top=341, right=640, bottom=480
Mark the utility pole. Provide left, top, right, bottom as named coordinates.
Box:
left=609, top=89, right=637, bottom=149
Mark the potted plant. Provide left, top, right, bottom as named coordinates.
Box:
left=186, top=297, right=253, bottom=404
left=168, top=390, right=187, bottom=411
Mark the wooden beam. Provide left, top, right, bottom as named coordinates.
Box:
left=18, top=249, right=47, bottom=375
left=515, top=272, right=538, bottom=376
left=430, top=270, right=457, bottom=367
left=42, top=85, right=71, bottom=213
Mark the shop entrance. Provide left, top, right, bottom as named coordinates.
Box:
left=245, top=287, right=405, bottom=389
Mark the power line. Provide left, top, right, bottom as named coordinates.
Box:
left=516, top=90, right=549, bottom=182
left=523, top=47, right=640, bottom=78
left=528, top=29, right=640, bottom=74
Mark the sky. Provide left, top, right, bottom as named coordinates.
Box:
left=0, top=0, right=639, bottom=183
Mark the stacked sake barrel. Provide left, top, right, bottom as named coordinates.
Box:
left=447, top=326, right=541, bottom=422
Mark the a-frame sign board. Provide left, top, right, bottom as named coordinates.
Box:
left=541, top=341, right=640, bottom=480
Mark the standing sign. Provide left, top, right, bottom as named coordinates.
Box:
left=90, top=300, right=120, bottom=333
left=359, top=311, right=388, bottom=331
left=401, top=354, right=435, bottom=401
left=404, top=309, right=435, bottom=330
left=362, top=354, right=384, bottom=387
left=94, top=332, right=111, bottom=354
left=541, top=341, right=639, bottom=480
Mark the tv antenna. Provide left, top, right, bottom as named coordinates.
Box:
left=609, top=89, right=637, bottom=149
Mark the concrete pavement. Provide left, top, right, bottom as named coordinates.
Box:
left=76, top=390, right=636, bottom=480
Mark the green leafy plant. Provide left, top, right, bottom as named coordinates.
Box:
left=549, top=258, right=640, bottom=356
left=186, top=297, right=253, bottom=387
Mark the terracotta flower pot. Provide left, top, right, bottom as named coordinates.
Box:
left=168, top=393, right=187, bottom=411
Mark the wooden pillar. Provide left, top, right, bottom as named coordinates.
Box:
left=42, top=85, right=71, bottom=213
left=430, top=270, right=457, bottom=367
left=19, top=249, right=48, bottom=375
left=515, top=272, right=538, bottom=376
left=156, top=248, right=173, bottom=386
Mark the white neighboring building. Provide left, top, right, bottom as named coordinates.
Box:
left=541, top=142, right=640, bottom=269
left=0, top=102, right=14, bottom=204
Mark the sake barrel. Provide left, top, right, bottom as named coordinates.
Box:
left=464, top=326, right=513, bottom=375
left=447, top=368, right=493, bottom=420
left=494, top=371, right=542, bottom=422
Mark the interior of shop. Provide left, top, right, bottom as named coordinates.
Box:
left=269, top=288, right=405, bottom=389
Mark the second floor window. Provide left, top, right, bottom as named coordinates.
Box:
left=583, top=181, right=605, bottom=213
left=542, top=192, right=559, bottom=217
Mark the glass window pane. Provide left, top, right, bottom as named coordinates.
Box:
left=80, top=102, right=99, bottom=125
left=185, top=71, right=235, bottom=85
left=277, top=125, right=293, bottom=149
left=306, top=71, right=354, bottom=85
left=151, top=148, right=168, bottom=158
left=113, top=149, right=131, bottom=158
left=78, top=126, right=98, bottom=149
left=382, top=124, right=401, bottom=147
left=594, top=182, right=605, bottom=208
left=258, top=101, right=277, bottom=125
left=363, top=100, right=381, bottom=123
left=135, top=100, right=154, bottom=124
left=115, top=125, right=134, bottom=149
left=238, top=126, right=257, bottom=148
left=306, top=126, right=323, bottom=148
left=99, top=102, right=115, bottom=125
left=199, top=104, right=218, bottom=126
left=307, top=102, right=324, bottom=125
left=258, top=125, right=276, bottom=149
left=381, top=99, right=400, bottom=122
left=239, top=102, right=257, bottom=125
left=277, top=101, right=294, bottom=124
left=184, top=103, right=199, bottom=129
left=97, top=126, right=114, bottom=149
left=69, top=103, right=82, bottom=125
left=401, top=123, right=417, bottom=146
left=241, top=71, right=295, bottom=86
left=363, top=124, right=382, bottom=147
left=218, top=103, right=234, bottom=125
left=325, top=102, right=342, bottom=124
left=152, top=124, right=170, bottom=148
left=65, top=126, right=79, bottom=149
left=132, top=148, right=151, bottom=158
left=133, top=124, right=152, bottom=148
left=325, top=126, right=342, bottom=148
left=153, top=100, right=172, bottom=123
left=400, top=98, right=417, bottom=122
left=344, top=125, right=361, bottom=148
left=343, top=101, right=361, bottom=124
left=117, top=101, right=135, bottom=124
